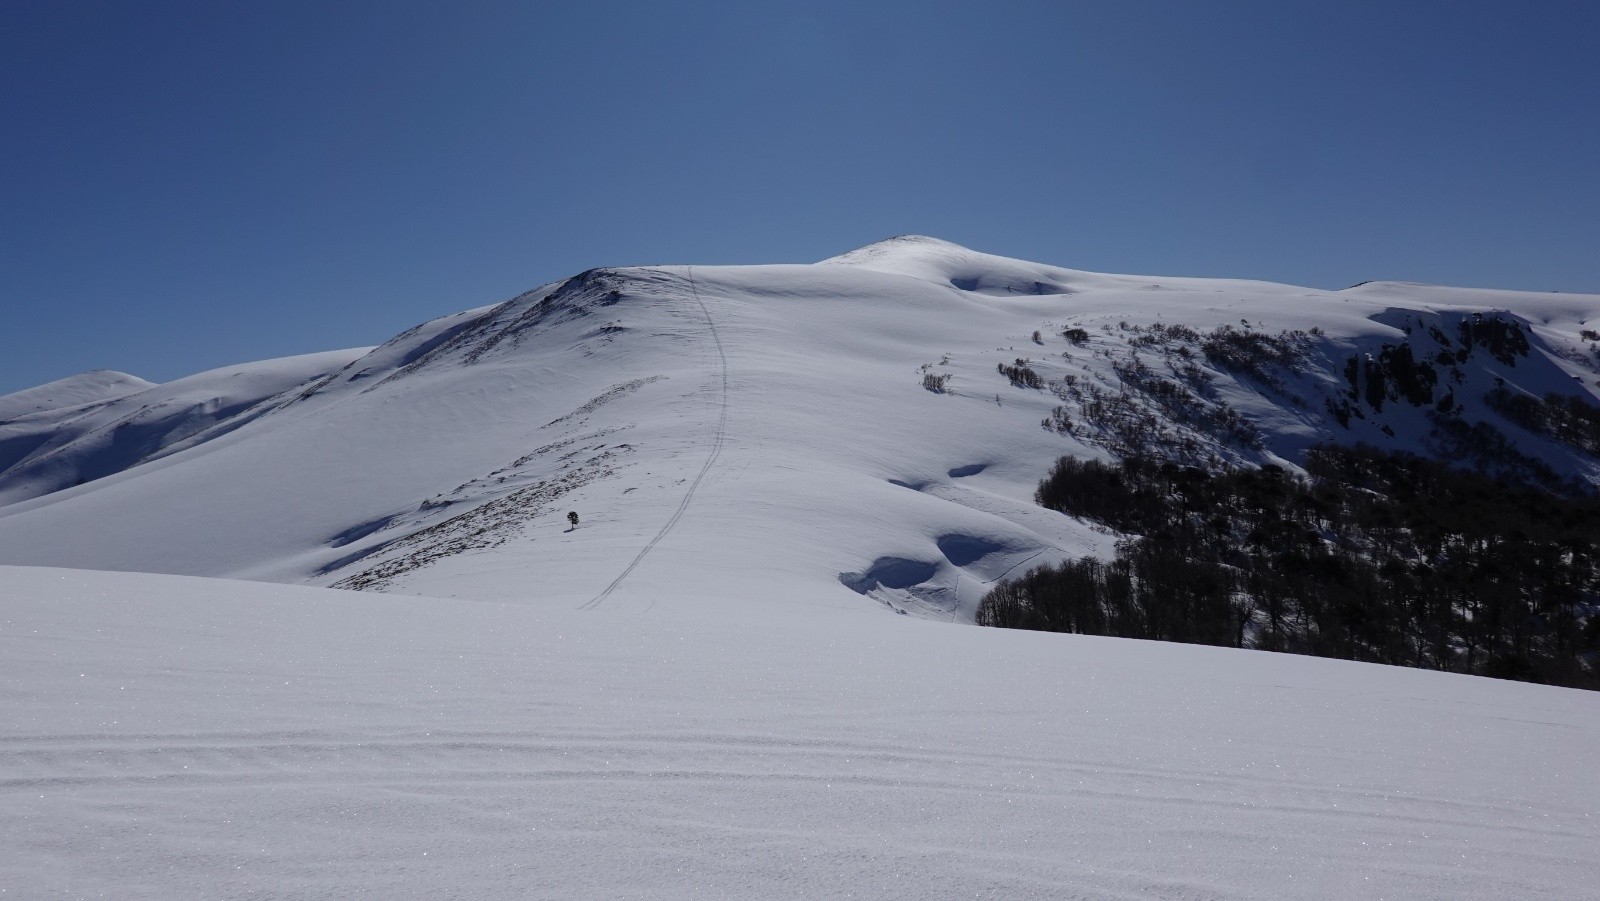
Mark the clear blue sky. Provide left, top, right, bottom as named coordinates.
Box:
left=3, top=0, right=1597, bottom=394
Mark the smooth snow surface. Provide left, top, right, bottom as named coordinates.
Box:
left=0, top=369, right=154, bottom=420
left=0, top=350, right=367, bottom=506
left=4, top=566, right=1598, bottom=900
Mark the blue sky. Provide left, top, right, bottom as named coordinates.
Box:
left=3, top=0, right=1597, bottom=393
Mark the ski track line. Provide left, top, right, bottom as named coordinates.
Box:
left=580, top=266, right=728, bottom=610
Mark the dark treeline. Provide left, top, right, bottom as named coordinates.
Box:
left=1485, top=386, right=1600, bottom=456
left=979, top=446, right=1600, bottom=689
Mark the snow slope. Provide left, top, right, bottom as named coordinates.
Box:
left=0, top=369, right=154, bottom=421
left=4, top=240, right=1599, bottom=897
left=0, top=237, right=1596, bottom=621
left=0, top=350, right=367, bottom=506
left=3, top=565, right=1597, bottom=900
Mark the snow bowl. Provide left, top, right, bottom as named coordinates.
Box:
left=838, top=556, right=940, bottom=594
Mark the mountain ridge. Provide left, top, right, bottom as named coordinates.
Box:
left=1, top=238, right=1596, bottom=622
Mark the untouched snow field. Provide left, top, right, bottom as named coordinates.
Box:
left=4, top=565, right=1598, bottom=899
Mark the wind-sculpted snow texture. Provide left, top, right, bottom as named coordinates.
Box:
left=0, top=236, right=1597, bottom=621
left=3, top=566, right=1598, bottom=900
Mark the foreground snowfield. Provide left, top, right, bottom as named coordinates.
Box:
left=4, top=566, right=1597, bottom=899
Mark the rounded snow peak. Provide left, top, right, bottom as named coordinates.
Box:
left=818, top=235, right=976, bottom=266
left=0, top=369, right=156, bottom=421
left=820, top=235, right=1089, bottom=297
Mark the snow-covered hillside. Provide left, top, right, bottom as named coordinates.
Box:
left=1, top=236, right=1595, bottom=619
left=0, top=350, right=366, bottom=506
left=0, top=369, right=153, bottom=420
left=4, top=239, right=1600, bottom=897
left=4, top=565, right=1597, bottom=899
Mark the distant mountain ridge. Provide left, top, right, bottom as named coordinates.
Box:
left=0, top=351, right=367, bottom=506
left=0, top=369, right=154, bottom=421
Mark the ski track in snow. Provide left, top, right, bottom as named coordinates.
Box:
left=580, top=266, right=729, bottom=611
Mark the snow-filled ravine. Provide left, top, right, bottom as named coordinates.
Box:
left=3, top=566, right=1598, bottom=899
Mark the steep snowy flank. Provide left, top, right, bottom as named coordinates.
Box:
left=0, top=239, right=1595, bottom=622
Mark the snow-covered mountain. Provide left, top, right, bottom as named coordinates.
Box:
left=1, top=236, right=1597, bottom=618
left=0, top=351, right=364, bottom=507
left=4, top=238, right=1600, bottom=898
left=0, top=369, right=154, bottom=420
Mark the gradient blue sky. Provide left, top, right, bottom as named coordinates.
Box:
left=3, top=0, right=1597, bottom=394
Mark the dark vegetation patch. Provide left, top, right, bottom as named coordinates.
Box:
left=330, top=430, right=629, bottom=591
left=1484, top=386, right=1600, bottom=456
left=1424, top=412, right=1573, bottom=492
left=1459, top=314, right=1530, bottom=365
left=1328, top=312, right=1532, bottom=426
left=1041, top=322, right=1273, bottom=466
left=1199, top=324, right=1316, bottom=393
left=998, top=360, right=1043, bottom=389
left=980, top=447, right=1600, bottom=690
